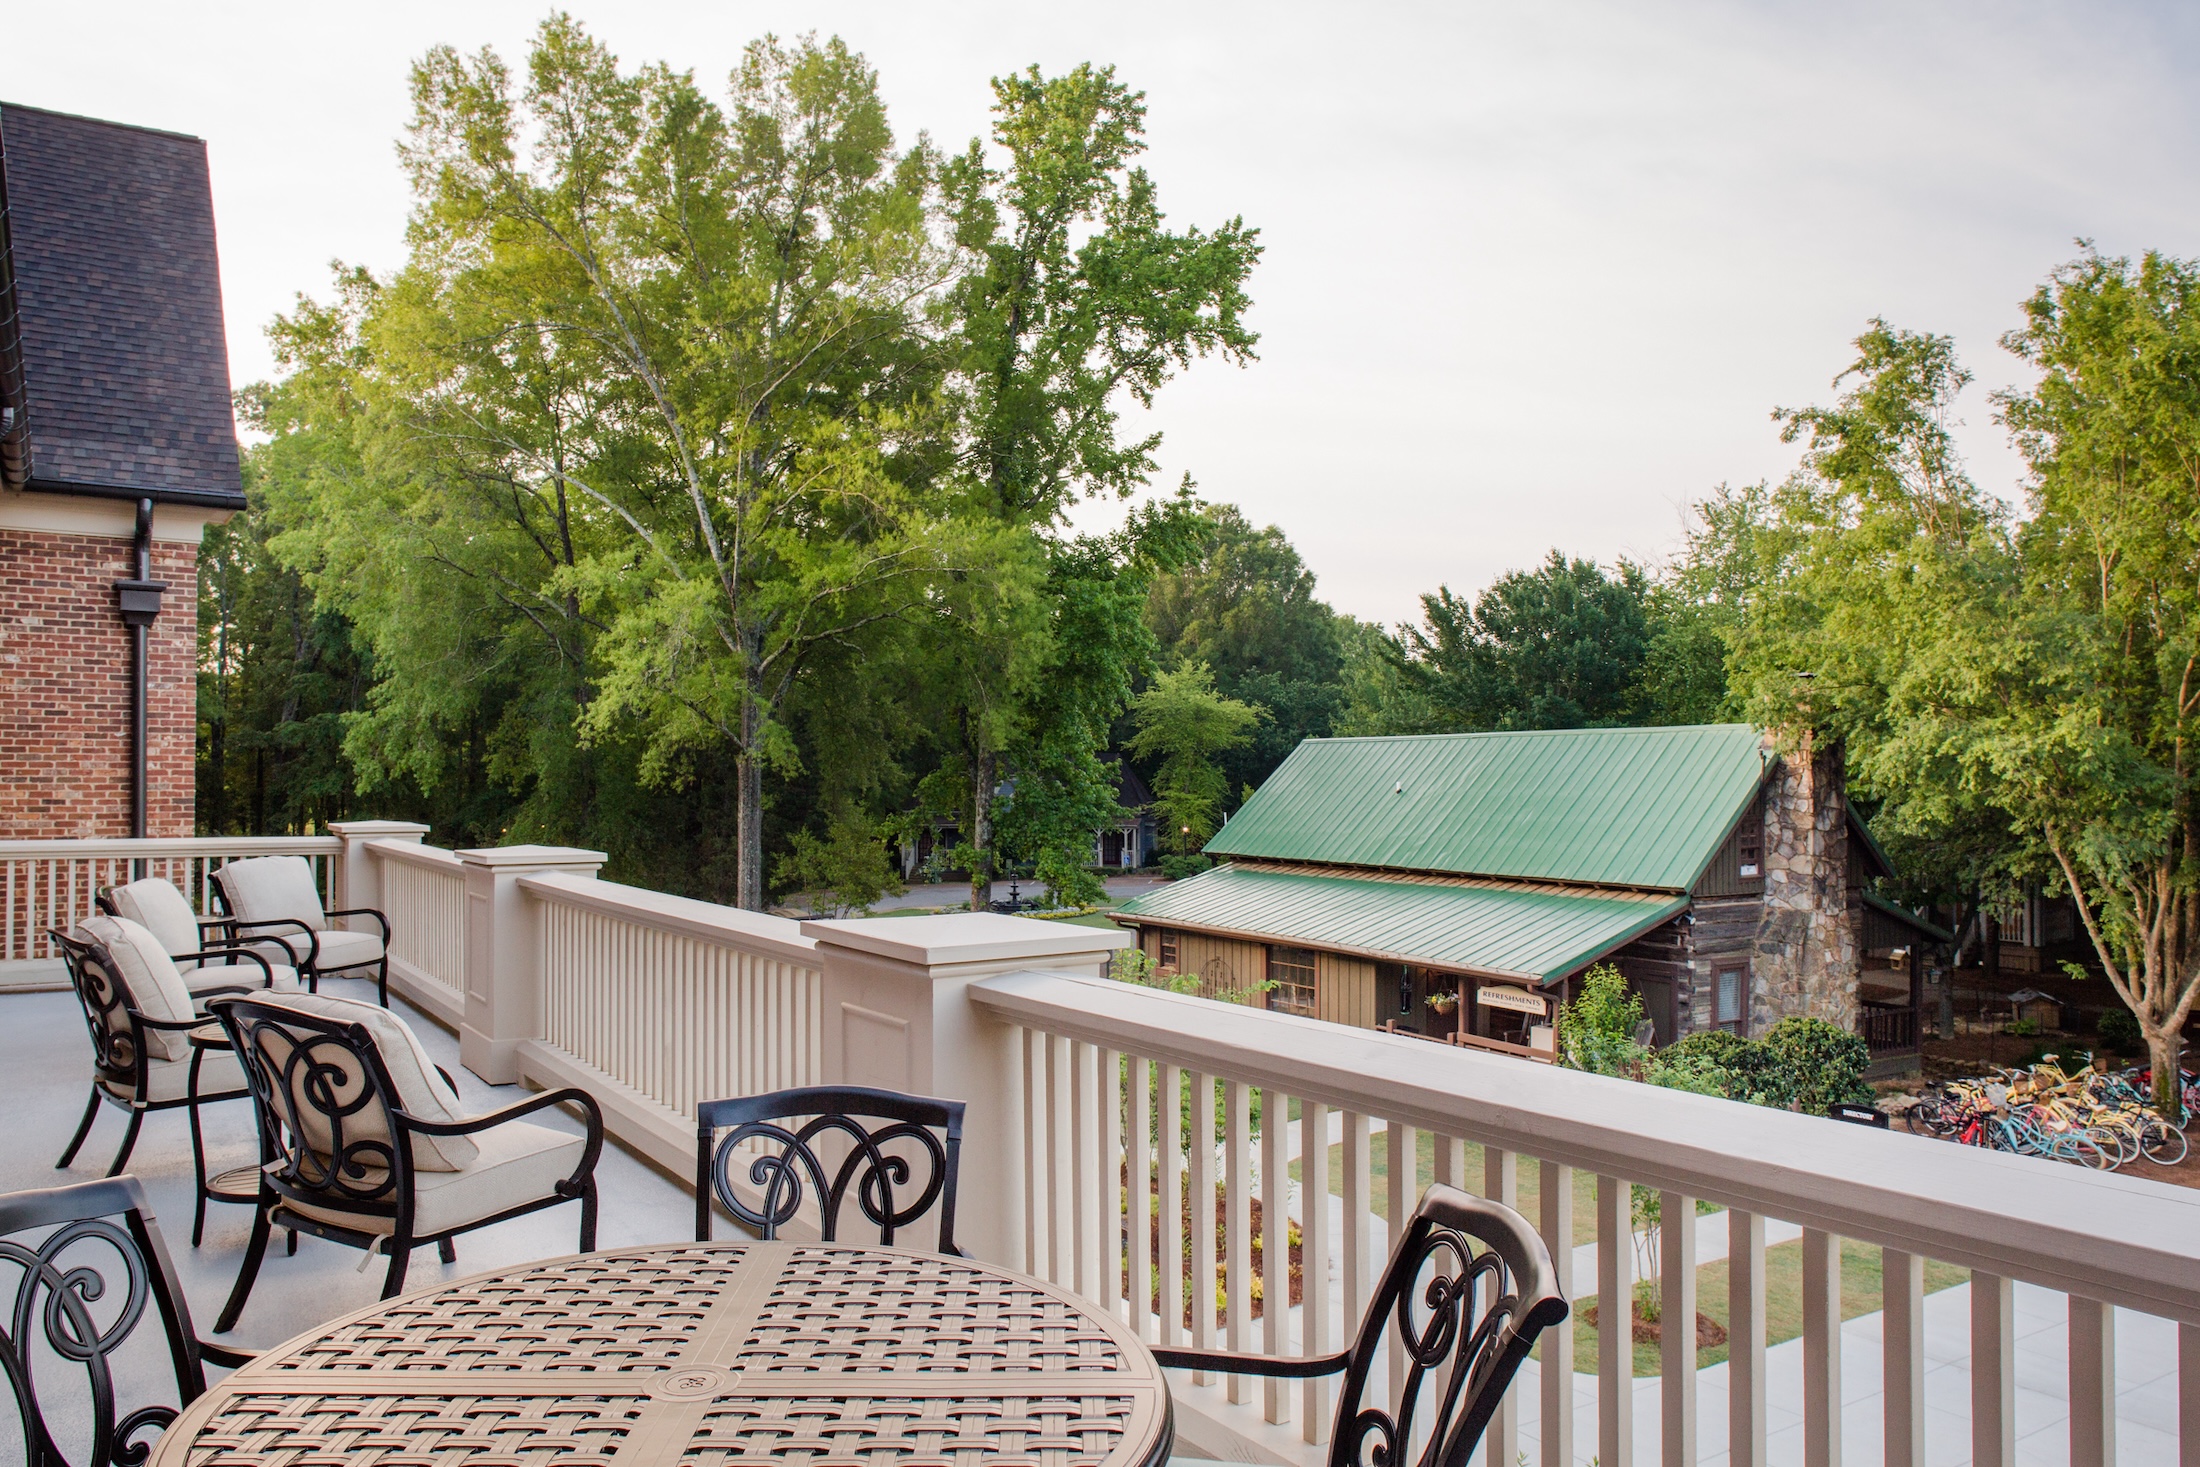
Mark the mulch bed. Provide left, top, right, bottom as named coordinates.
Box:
left=1580, top=1300, right=1728, bottom=1349
left=1121, top=1171, right=1304, bottom=1327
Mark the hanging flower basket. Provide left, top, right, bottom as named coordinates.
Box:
left=1425, top=991, right=1459, bottom=1015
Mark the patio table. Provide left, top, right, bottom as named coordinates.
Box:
left=150, top=1240, right=1173, bottom=1467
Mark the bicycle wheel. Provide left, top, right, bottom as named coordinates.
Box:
left=2084, top=1128, right=2126, bottom=1169
left=2142, top=1120, right=2189, bottom=1166
left=2071, top=1135, right=2114, bottom=1170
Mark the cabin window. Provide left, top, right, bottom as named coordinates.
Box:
left=1714, top=967, right=1746, bottom=1033
left=1157, top=930, right=1179, bottom=969
left=1268, top=946, right=1317, bottom=1017
left=1739, top=832, right=1762, bottom=880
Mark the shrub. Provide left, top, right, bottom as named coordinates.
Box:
left=1557, top=964, right=1647, bottom=1077
left=2097, top=1008, right=2141, bottom=1051
left=1760, top=1016, right=1872, bottom=1114
left=1156, top=853, right=1211, bottom=880
left=2008, top=1016, right=2040, bottom=1038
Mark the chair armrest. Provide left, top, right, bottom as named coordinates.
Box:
left=220, top=919, right=312, bottom=966
left=135, top=1011, right=227, bottom=1034
left=324, top=906, right=391, bottom=944
left=1149, top=1345, right=1353, bottom=1379
left=178, top=948, right=277, bottom=984
left=398, top=1087, right=604, bottom=1142
left=196, top=1340, right=255, bottom=1370
left=396, top=1088, right=605, bottom=1195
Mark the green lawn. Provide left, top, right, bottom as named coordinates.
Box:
left=1551, top=1235, right=1967, bottom=1376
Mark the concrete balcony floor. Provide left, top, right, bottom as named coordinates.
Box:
left=0, top=979, right=698, bottom=1360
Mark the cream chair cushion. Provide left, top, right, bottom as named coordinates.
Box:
left=253, top=992, right=479, bottom=1171
left=103, top=879, right=205, bottom=964
left=184, top=964, right=300, bottom=1005
left=104, top=1044, right=247, bottom=1104
left=307, top=928, right=385, bottom=973
left=73, top=916, right=198, bottom=1061
left=217, top=856, right=328, bottom=929
left=281, top=1120, right=585, bottom=1237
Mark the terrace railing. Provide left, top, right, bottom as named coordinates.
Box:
left=0, top=835, right=341, bottom=975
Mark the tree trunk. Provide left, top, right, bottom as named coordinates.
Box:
left=736, top=696, right=765, bottom=912
left=970, top=745, right=996, bottom=911
left=2147, top=1024, right=2185, bottom=1120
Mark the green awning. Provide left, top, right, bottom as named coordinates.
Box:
left=1113, top=863, right=1687, bottom=986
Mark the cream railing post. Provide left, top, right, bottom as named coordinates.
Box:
left=457, top=845, right=607, bottom=1085
left=801, top=912, right=1129, bottom=1269
left=326, top=820, right=430, bottom=915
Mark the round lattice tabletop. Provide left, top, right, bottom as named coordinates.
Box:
left=152, top=1242, right=1174, bottom=1467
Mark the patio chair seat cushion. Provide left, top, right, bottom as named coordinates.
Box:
left=103, top=878, right=206, bottom=963
left=256, top=992, right=478, bottom=1171
left=308, top=928, right=386, bottom=974
left=279, top=1120, right=585, bottom=1238
left=184, top=963, right=301, bottom=1007
left=72, top=916, right=198, bottom=1061
left=217, top=856, right=328, bottom=929
left=100, top=1038, right=246, bottom=1104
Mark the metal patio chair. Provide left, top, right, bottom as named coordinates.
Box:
left=1153, top=1182, right=1568, bottom=1467
left=210, top=856, right=390, bottom=1005
left=1, top=1175, right=252, bottom=1467
left=208, top=991, right=602, bottom=1331
left=99, top=877, right=303, bottom=1001
left=695, top=1084, right=967, bottom=1255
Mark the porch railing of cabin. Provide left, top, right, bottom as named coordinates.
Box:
left=968, top=968, right=2200, bottom=1467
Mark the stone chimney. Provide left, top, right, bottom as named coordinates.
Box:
left=1749, top=731, right=1858, bottom=1034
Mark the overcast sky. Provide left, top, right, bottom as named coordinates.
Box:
left=12, top=2, right=2199, bottom=625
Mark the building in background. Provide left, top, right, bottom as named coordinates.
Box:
left=0, top=103, right=242, bottom=838
left=1112, top=724, right=1947, bottom=1073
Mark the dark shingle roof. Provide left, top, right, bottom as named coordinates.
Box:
left=0, top=103, right=242, bottom=506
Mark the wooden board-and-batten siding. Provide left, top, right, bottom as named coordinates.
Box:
left=1138, top=926, right=1377, bottom=1029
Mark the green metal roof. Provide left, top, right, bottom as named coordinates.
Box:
left=1205, top=724, right=1769, bottom=892
left=1113, top=863, right=1688, bottom=985
left=1861, top=890, right=1953, bottom=943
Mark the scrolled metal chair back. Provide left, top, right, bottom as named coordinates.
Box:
left=697, top=1086, right=966, bottom=1254
left=0, top=1177, right=207, bottom=1467
left=50, top=932, right=140, bottom=1094
left=210, top=997, right=405, bottom=1220
left=1329, top=1184, right=1568, bottom=1467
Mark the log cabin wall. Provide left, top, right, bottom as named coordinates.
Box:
left=1136, top=925, right=1378, bottom=1026
left=1314, top=950, right=1378, bottom=1028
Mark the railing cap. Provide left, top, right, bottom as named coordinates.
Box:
left=326, top=820, right=432, bottom=839
left=456, top=844, right=608, bottom=869
left=801, top=912, right=1128, bottom=969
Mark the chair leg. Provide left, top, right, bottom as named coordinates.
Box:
left=105, top=1107, right=146, bottom=1178
left=381, top=1241, right=411, bottom=1300
left=189, top=1098, right=211, bottom=1246
left=377, top=958, right=389, bottom=1008
left=286, top=1228, right=298, bottom=1256
left=214, top=1204, right=273, bottom=1334
left=56, top=1087, right=100, bottom=1168
left=579, top=1180, right=598, bottom=1252
left=438, top=1237, right=456, bottom=1265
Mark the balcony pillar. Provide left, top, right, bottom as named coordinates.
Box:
left=456, top=844, right=606, bottom=1084
left=801, top=913, right=1129, bottom=1268
left=326, top=820, right=431, bottom=916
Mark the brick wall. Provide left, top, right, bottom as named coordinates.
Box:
left=0, top=528, right=197, bottom=838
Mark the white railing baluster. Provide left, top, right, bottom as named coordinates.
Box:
left=1659, top=1190, right=1695, bottom=1467
left=1730, top=1209, right=1766, bottom=1467
left=1224, top=1078, right=1252, bottom=1403
left=1884, top=1248, right=1925, bottom=1467
left=1001, top=1024, right=1028, bottom=1275
left=1190, top=1070, right=1217, bottom=1380
left=1303, top=1100, right=1335, bottom=1443
left=1598, top=1174, right=1633, bottom=1467
left=1025, top=1027, right=1051, bottom=1278
left=1802, top=1227, right=1840, bottom=1467
left=1387, top=1120, right=1416, bottom=1411
left=1486, top=1147, right=1520, bottom=1467
left=1101, top=1047, right=1123, bottom=1315
left=2068, top=1295, right=2114, bottom=1467
left=1128, top=1056, right=1152, bottom=1334
left=1262, top=1088, right=1291, bottom=1425
left=1159, top=1063, right=1186, bottom=1350
left=1049, top=1033, right=1075, bottom=1286
left=1541, top=1160, right=1574, bottom=1467
left=1074, top=1041, right=1102, bottom=1301
left=1972, top=1272, right=2015, bottom=1467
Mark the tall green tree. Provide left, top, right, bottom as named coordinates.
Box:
left=1128, top=663, right=1260, bottom=853
left=1145, top=503, right=1341, bottom=798
left=267, top=21, right=956, bottom=908
left=917, top=62, right=1261, bottom=904
left=1385, top=551, right=1655, bottom=731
